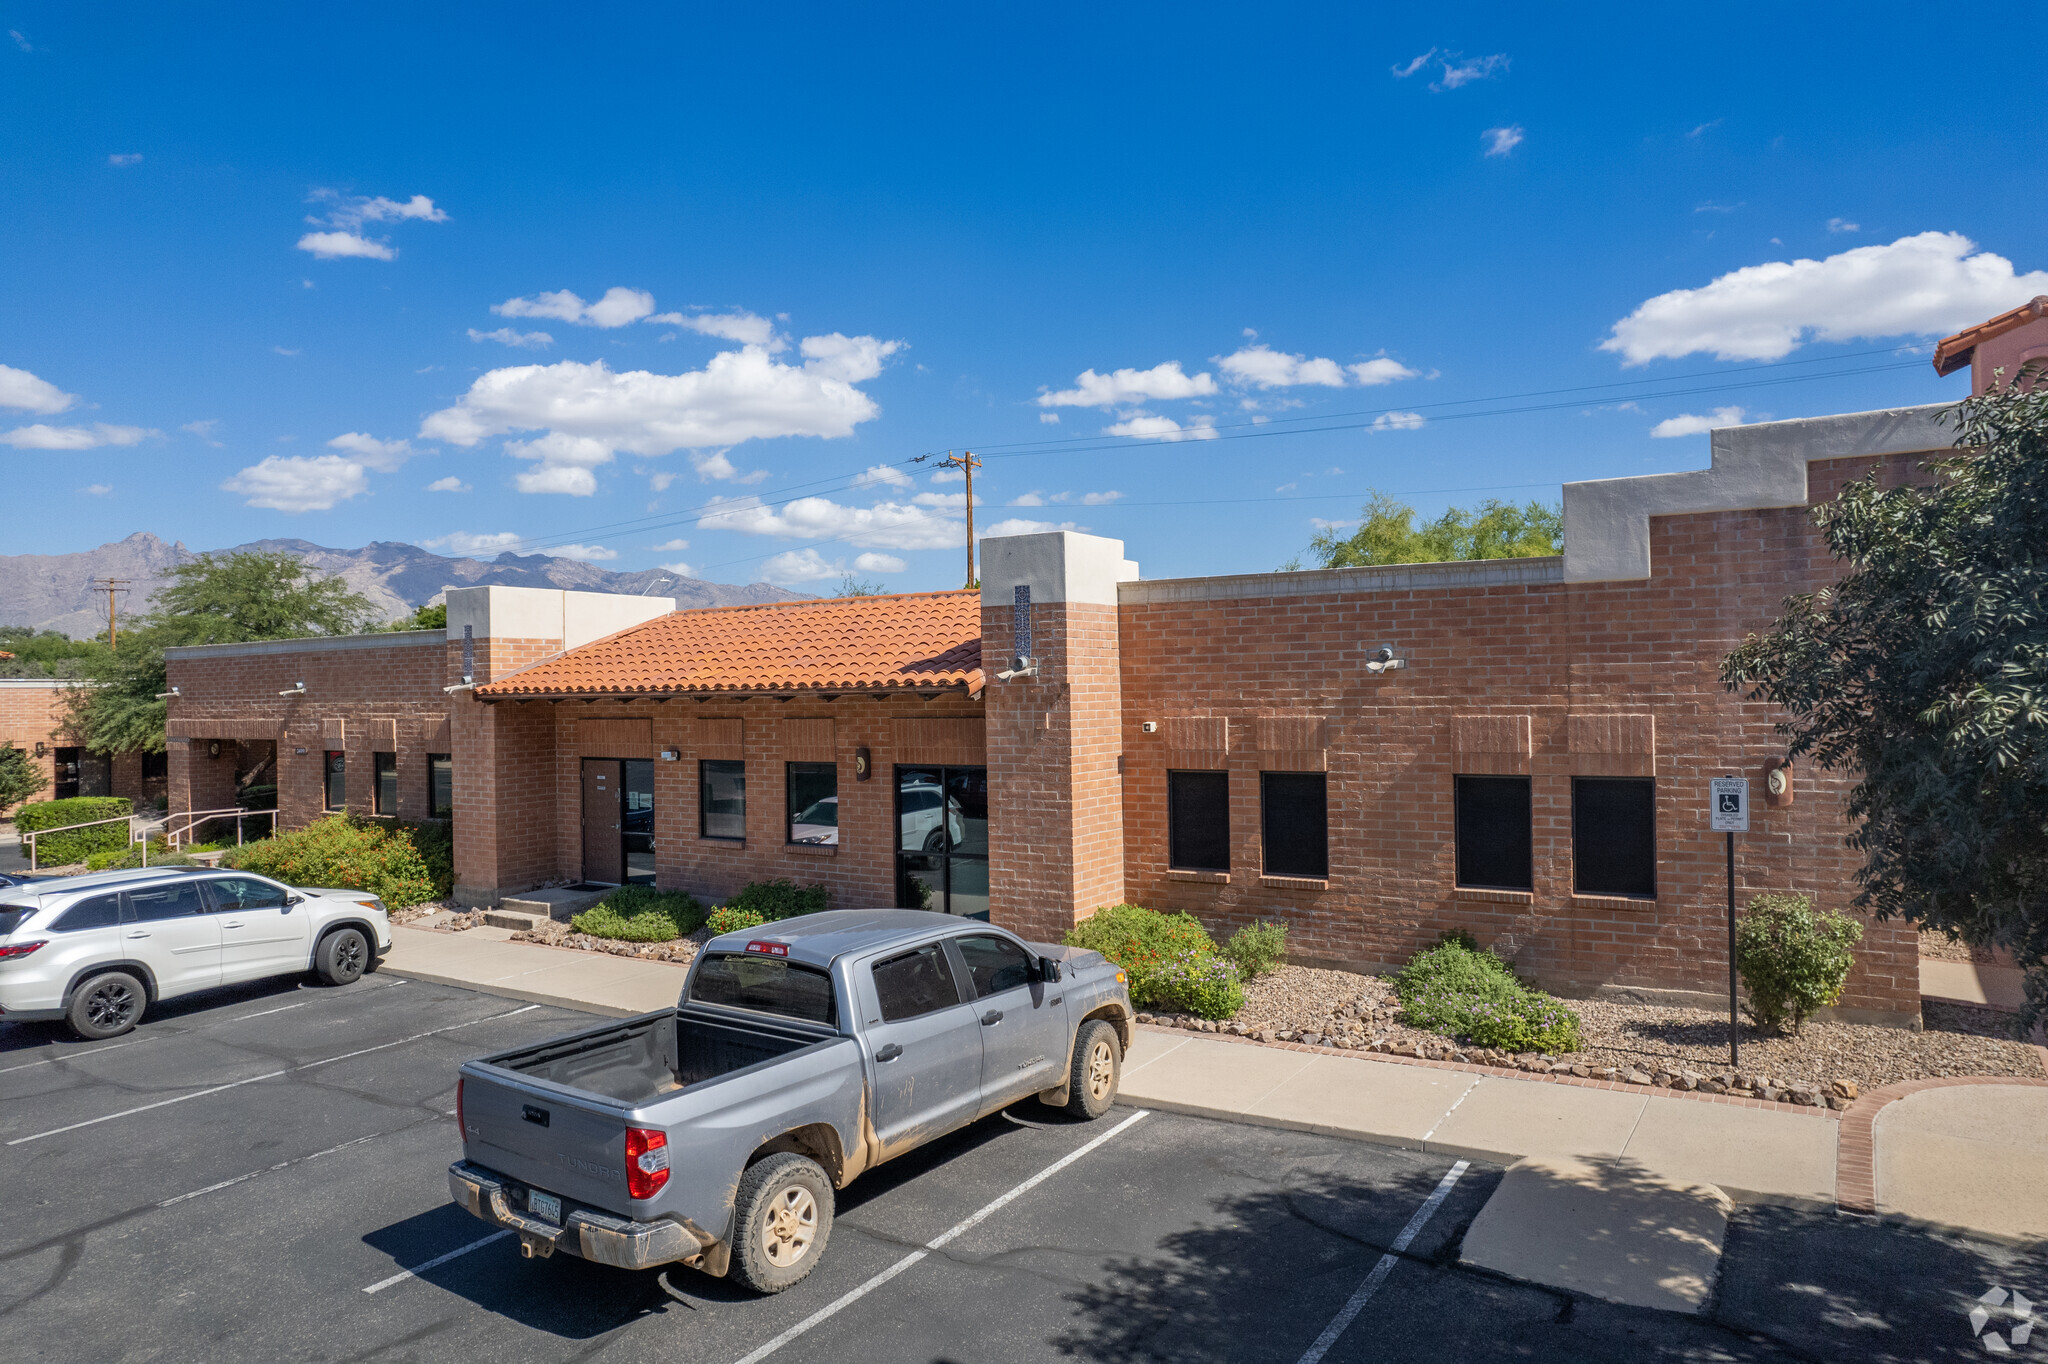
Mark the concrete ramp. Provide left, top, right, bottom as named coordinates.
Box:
left=1461, top=1155, right=1733, bottom=1314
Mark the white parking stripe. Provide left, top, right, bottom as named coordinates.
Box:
left=159, top=1131, right=391, bottom=1208
left=233, top=1002, right=310, bottom=1021
left=362, top=1230, right=513, bottom=1294
left=729, top=1109, right=1152, bottom=1364
left=5, top=1003, right=543, bottom=1146
left=1293, top=1159, right=1471, bottom=1364
left=0, top=1038, right=150, bottom=1075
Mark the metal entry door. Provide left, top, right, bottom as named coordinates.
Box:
left=581, top=759, right=624, bottom=884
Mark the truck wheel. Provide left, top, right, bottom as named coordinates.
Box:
left=1063, top=1019, right=1122, bottom=1120
left=68, top=971, right=146, bottom=1040
left=315, top=928, right=369, bottom=986
left=729, top=1152, right=834, bottom=1294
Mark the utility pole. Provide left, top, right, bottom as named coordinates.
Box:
left=90, top=578, right=131, bottom=650
left=913, top=450, right=983, bottom=588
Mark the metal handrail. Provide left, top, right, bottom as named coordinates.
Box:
left=20, top=813, right=145, bottom=872
left=163, top=807, right=275, bottom=851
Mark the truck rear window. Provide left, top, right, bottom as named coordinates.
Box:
left=690, top=953, right=837, bottom=1026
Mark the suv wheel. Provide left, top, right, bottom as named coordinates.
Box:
left=68, top=971, right=146, bottom=1040
left=315, top=928, right=369, bottom=986
left=728, top=1152, right=834, bottom=1294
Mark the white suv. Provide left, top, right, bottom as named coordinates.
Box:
left=0, top=867, right=395, bottom=1039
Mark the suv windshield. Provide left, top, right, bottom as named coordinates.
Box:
left=689, top=953, right=837, bottom=1026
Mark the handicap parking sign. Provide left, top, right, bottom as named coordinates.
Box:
left=1710, top=777, right=1749, bottom=832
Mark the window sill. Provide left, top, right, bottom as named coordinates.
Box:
left=783, top=842, right=838, bottom=856
left=1259, top=875, right=1329, bottom=891
left=700, top=837, right=745, bottom=846
left=1453, top=887, right=1533, bottom=904
left=1570, top=893, right=1657, bottom=910
left=1165, top=869, right=1230, bottom=884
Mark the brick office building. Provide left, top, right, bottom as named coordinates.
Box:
left=164, top=393, right=1992, bottom=1029
left=1, top=678, right=159, bottom=808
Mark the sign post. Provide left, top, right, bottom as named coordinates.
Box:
left=1710, top=776, right=1750, bottom=1068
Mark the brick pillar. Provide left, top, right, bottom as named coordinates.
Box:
left=982, top=532, right=1133, bottom=942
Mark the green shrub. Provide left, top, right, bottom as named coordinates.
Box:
left=1735, top=892, right=1864, bottom=1034
left=219, top=815, right=436, bottom=909
left=570, top=886, right=706, bottom=942
left=1149, top=945, right=1247, bottom=1018
left=1223, top=919, right=1288, bottom=978
left=1394, top=939, right=1583, bottom=1055
left=706, top=906, right=768, bottom=937
left=16, top=797, right=133, bottom=865
left=1064, top=903, right=1241, bottom=1014
left=368, top=816, right=453, bottom=898
left=86, top=838, right=198, bottom=872
left=728, top=879, right=829, bottom=921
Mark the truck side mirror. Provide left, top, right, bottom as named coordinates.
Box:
left=1037, top=956, right=1062, bottom=983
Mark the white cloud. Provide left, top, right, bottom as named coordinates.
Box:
left=1483, top=125, right=1525, bottom=158
left=1372, top=411, right=1425, bottom=431
left=760, top=548, right=845, bottom=584
left=648, top=310, right=778, bottom=347
left=660, top=561, right=696, bottom=577
left=9, top=29, right=31, bottom=51
left=80, top=483, right=112, bottom=495
left=650, top=538, right=691, bottom=551
left=493, top=286, right=655, bottom=329
left=1687, top=119, right=1722, bottom=139
left=928, top=467, right=965, bottom=484
left=852, top=464, right=914, bottom=490
left=1602, top=231, right=2048, bottom=364
left=1038, top=412, right=1059, bottom=424
left=272, top=346, right=301, bottom=356
left=220, top=454, right=368, bottom=511
left=181, top=418, right=222, bottom=445
left=1310, top=517, right=1356, bottom=532
left=912, top=490, right=981, bottom=510
left=688, top=449, right=767, bottom=484
left=1433, top=53, right=1509, bottom=90
left=312, top=191, right=447, bottom=228
left=325, top=431, right=413, bottom=471
left=1217, top=345, right=1349, bottom=389
left=1350, top=357, right=1421, bottom=385
left=1391, top=49, right=1436, bottom=78
left=1010, top=492, right=1044, bottom=506
left=1104, top=413, right=1218, bottom=441
left=551, top=543, right=618, bottom=562
left=1650, top=406, right=1748, bottom=438
left=1037, top=362, right=1217, bottom=408
left=426, top=476, right=470, bottom=492
left=648, top=470, right=678, bottom=491
left=295, top=231, right=396, bottom=261
left=699, top=494, right=964, bottom=551
left=1, top=422, right=151, bottom=449
left=107, top=153, right=142, bottom=167
left=1078, top=490, right=1123, bottom=505
left=421, top=348, right=892, bottom=495
left=1827, top=217, right=1860, bottom=234
left=469, top=327, right=553, bottom=349
left=0, top=364, right=77, bottom=414
left=853, top=552, right=904, bottom=573
left=800, top=332, right=902, bottom=383
left=981, top=517, right=1083, bottom=538
left=425, top=531, right=523, bottom=556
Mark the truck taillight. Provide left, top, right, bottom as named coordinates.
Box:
left=625, top=1126, right=670, bottom=1199
left=455, top=1078, right=465, bottom=1142
left=0, top=940, right=46, bottom=960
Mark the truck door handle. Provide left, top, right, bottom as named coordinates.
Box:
left=981, top=1010, right=1003, bottom=1026
left=874, top=1043, right=903, bottom=1063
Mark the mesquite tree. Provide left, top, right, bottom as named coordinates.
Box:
left=1722, top=369, right=2048, bottom=1033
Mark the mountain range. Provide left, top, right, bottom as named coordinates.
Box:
left=0, top=533, right=804, bottom=638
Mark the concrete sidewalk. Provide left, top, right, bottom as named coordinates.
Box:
left=379, top=922, right=689, bottom=1016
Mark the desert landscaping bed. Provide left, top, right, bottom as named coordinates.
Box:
left=506, top=916, right=705, bottom=964
left=1138, top=965, right=2044, bottom=1107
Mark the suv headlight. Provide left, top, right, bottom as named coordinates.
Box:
left=351, top=897, right=388, bottom=915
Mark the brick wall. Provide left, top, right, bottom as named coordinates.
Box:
left=0, top=681, right=72, bottom=804
left=1109, top=452, right=1923, bottom=1024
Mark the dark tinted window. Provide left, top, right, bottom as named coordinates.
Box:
left=128, top=881, right=209, bottom=922
left=872, top=943, right=961, bottom=1021
left=953, top=934, right=1032, bottom=997
left=700, top=760, right=746, bottom=840
left=0, top=905, right=35, bottom=937
left=690, top=953, right=836, bottom=1024
left=1574, top=777, right=1657, bottom=898
left=428, top=754, right=453, bottom=819
left=1168, top=770, right=1230, bottom=871
left=1455, top=776, right=1533, bottom=891
left=787, top=762, right=838, bottom=845
left=53, top=893, right=123, bottom=932
left=1261, top=772, right=1328, bottom=879
left=324, top=752, right=346, bottom=810
left=373, top=752, right=397, bottom=815
left=206, top=876, right=288, bottom=911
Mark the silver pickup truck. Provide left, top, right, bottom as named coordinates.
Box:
left=447, top=909, right=1132, bottom=1293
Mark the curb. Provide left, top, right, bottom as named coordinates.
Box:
left=1834, top=1073, right=2048, bottom=1223
left=375, top=965, right=651, bottom=1019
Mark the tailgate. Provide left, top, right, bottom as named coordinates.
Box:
left=460, top=1065, right=629, bottom=1212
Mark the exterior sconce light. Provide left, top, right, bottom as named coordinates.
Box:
left=854, top=746, right=872, bottom=781
left=207, top=740, right=222, bottom=760
left=279, top=680, right=306, bottom=697
left=1140, top=722, right=1158, bottom=733
left=33, top=742, right=46, bottom=758
left=1762, top=757, right=1794, bottom=808
left=1364, top=644, right=1406, bottom=675
left=155, top=686, right=181, bottom=699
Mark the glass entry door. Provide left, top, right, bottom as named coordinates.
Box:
left=895, top=765, right=988, bottom=919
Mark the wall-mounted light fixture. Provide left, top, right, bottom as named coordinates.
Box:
left=154, top=686, right=181, bottom=700
left=33, top=742, right=46, bottom=758
left=1364, top=644, right=1406, bottom=675
left=207, top=740, right=222, bottom=760
left=278, top=680, right=306, bottom=697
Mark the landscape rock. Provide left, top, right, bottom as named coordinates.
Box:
left=1626, top=1070, right=1653, bottom=1085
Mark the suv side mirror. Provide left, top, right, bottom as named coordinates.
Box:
left=1036, top=956, right=1062, bottom=983
left=285, top=894, right=303, bottom=907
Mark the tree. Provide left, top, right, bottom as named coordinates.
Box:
left=1300, top=491, right=1562, bottom=568
left=1721, top=370, right=2048, bottom=1032
left=0, top=741, right=48, bottom=814
left=63, top=552, right=377, bottom=755
left=379, top=602, right=447, bottom=631
left=0, top=627, right=107, bottom=679
left=835, top=573, right=885, bottom=598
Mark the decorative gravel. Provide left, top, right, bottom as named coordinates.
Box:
left=1135, top=964, right=2043, bottom=1104
left=1917, top=927, right=2018, bottom=966
left=509, top=917, right=704, bottom=964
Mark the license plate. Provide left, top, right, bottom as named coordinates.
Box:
left=528, top=1190, right=561, bottom=1224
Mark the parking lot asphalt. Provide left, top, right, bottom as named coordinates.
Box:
left=4, top=975, right=2042, bottom=1363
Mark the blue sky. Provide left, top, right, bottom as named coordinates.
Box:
left=5, top=5, right=2045, bottom=592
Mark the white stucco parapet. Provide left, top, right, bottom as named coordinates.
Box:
left=980, top=531, right=1133, bottom=607
left=443, top=586, right=676, bottom=650
left=1561, top=402, right=1956, bottom=583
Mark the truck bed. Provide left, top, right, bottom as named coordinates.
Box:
left=481, top=1005, right=828, bottom=1106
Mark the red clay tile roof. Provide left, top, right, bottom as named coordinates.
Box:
left=475, top=589, right=983, bottom=697
left=1933, top=295, right=2048, bottom=376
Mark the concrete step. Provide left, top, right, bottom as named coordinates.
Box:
left=498, top=885, right=616, bottom=923
left=481, top=908, right=549, bottom=932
